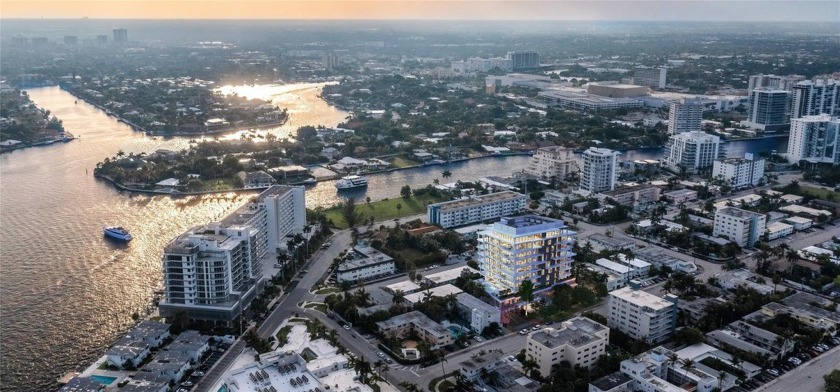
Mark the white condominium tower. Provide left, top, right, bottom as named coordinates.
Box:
left=662, top=131, right=722, bottom=173
left=633, top=66, right=667, bottom=89
left=581, top=147, right=619, bottom=193
left=792, top=78, right=839, bottom=119
left=668, top=98, right=704, bottom=134
left=787, top=114, right=840, bottom=164
left=477, top=215, right=576, bottom=297
left=524, top=145, right=579, bottom=180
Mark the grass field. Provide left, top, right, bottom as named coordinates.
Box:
left=323, top=194, right=443, bottom=228
left=390, top=156, right=421, bottom=168
left=313, top=287, right=341, bottom=295
left=303, top=302, right=328, bottom=313
left=799, top=186, right=840, bottom=201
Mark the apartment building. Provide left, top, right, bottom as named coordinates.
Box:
left=477, top=215, right=576, bottom=297
left=712, top=152, right=765, bottom=189
left=375, top=311, right=453, bottom=350
left=662, top=131, right=722, bottom=173
left=524, top=146, right=579, bottom=180
left=427, top=191, right=527, bottom=228
left=786, top=114, right=840, bottom=164
left=608, top=287, right=678, bottom=344
left=633, top=67, right=667, bottom=89
left=581, top=147, right=619, bottom=193
left=455, top=292, right=502, bottom=333
left=712, top=207, right=767, bottom=248
left=792, top=78, right=839, bottom=119
left=335, top=244, right=395, bottom=283
left=618, top=347, right=720, bottom=392
left=507, top=51, right=540, bottom=71
left=598, top=184, right=661, bottom=210
left=668, top=99, right=704, bottom=134
left=526, top=317, right=609, bottom=376
left=747, top=89, right=790, bottom=132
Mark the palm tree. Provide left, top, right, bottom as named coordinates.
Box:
left=354, top=357, right=372, bottom=384
left=679, top=358, right=695, bottom=384
left=442, top=169, right=452, bottom=179
left=396, top=203, right=402, bottom=217
left=785, top=248, right=800, bottom=273
left=398, top=381, right=422, bottom=392
left=392, top=289, right=406, bottom=308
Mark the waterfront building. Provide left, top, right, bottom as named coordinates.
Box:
left=786, top=114, right=840, bottom=164
left=662, top=131, right=722, bottom=173
left=105, top=321, right=171, bottom=369
left=747, top=89, right=790, bottom=132
left=598, top=184, right=660, bottom=210
left=792, top=78, right=839, bottom=119
left=113, top=28, right=128, bottom=43
left=713, top=207, right=767, bottom=248
left=633, top=67, right=667, bottom=89
left=526, top=317, right=609, bottom=376
left=538, top=90, right=644, bottom=111
left=455, top=292, right=501, bottom=333
left=523, top=145, right=579, bottom=181
left=477, top=215, right=576, bottom=297
left=748, top=73, right=805, bottom=92
left=581, top=147, right=619, bottom=193
left=427, top=191, right=527, bottom=229
left=668, top=98, right=704, bottom=134
left=507, top=51, right=540, bottom=71
left=607, top=287, right=678, bottom=344
left=712, top=152, right=765, bottom=189
left=335, top=244, right=395, bottom=283
left=375, top=311, right=453, bottom=350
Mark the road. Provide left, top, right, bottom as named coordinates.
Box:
left=758, top=344, right=840, bottom=392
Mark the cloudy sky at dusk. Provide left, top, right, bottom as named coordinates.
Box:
left=2, top=0, right=838, bottom=21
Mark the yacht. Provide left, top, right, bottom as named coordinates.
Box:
left=104, top=226, right=133, bottom=241
left=335, top=175, right=368, bottom=190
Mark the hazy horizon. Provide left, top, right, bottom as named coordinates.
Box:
left=2, top=0, right=839, bottom=22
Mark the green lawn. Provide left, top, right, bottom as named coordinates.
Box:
left=200, top=178, right=240, bottom=191
left=799, top=186, right=840, bottom=201
left=314, top=287, right=341, bottom=295
left=324, top=194, right=443, bottom=228
left=276, top=325, right=293, bottom=346
left=303, top=302, right=328, bottom=313
left=390, top=156, right=421, bottom=168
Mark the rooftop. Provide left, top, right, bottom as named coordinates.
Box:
left=423, top=266, right=478, bottom=285
left=337, top=245, right=394, bottom=272
left=528, top=317, right=607, bottom=349
left=590, top=372, right=633, bottom=392
left=609, top=287, right=676, bottom=310
left=456, top=292, right=497, bottom=313
left=664, top=189, right=698, bottom=196
left=595, top=258, right=633, bottom=274
left=375, top=311, right=449, bottom=336
left=384, top=280, right=421, bottom=294
left=404, top=284, right=463, bottom=304
left=493, top=215, right=568, bottom=234
left=600, top=183, right=658, bottom=196
left=430, top=191, right=525, bottom=212
left=716, top=207, right=764, bottom=219
left=588, top=233, right=635, bottom=248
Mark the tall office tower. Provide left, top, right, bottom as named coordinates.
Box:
left=747, top=89, right=790, bottom=132
left=113, top=28, right=128, bottom=43
left=662, top=131, right=722, bottom=173
left=668, top=98, right=704, bottom=134
left=507, top=51, right=540, bottom=71
left=477, top=215, right=575, bottom=297
left=633, top=67, right=667, bottom=89
left=581, top=147, right=619, bottom=193
left=747, top=74, right=805, bottom=92
left=792, top=78, right=839, bottom=119
left=786, top=114, right=840, bottom=164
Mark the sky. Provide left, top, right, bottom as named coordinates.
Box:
left=1, top=0, right=838, bottom=21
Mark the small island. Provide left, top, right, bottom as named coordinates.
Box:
left=0, top=88, right=72, bottom=152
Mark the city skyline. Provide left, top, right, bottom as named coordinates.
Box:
left=1, top=0, right=839, bottom=21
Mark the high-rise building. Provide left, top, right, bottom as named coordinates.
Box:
left=322, top=52, right=339, bottom=71
left=477, top=215, right=575, bottom=297
left=63, top=36, right=78, bottom=45
left=663, top=131, right=723, bottom=173
left=713, top=207, right=767, bottom=248
left=523, top=146, right=579, bottom=180
left=506, top=51, right=540, bottom=71
left=581, top=147, right=619, bottom=193
left=526, top=317, right=609, bottom=376
left=747, top=89, right=790, bottom=131
left=787, top=114, right=840, bottom=164
left=608, top=287, right=678, bottom=344
left=113, top=28, right=128, bottom=43
left=712, top=153, right=766, bottom=189
left=96, top=35, right=108, bottom=45
left=748, top=74, right=805, bottom=92
left=792, top=78, right=839, bottom=119
left=633, top=67, right=667, bottom=89
left=158, top=186, right=305, bottom=322
left=668, top=98, right=704, bottom=134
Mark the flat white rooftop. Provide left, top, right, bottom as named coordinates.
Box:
left=423, top=266, right=478, bottom=285
left=384, top=280, right=421, bottom=294
left=404, top=284, right=463, bottom=304
left=610, top=287, right=675, bottom=310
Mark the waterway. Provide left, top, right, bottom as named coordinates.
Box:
left=0, top=84, right=787, bottom=391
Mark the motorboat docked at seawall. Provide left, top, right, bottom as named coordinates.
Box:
left=103, top=226, right=133, bottom=241
left=335, top=175, right=368, bottom=190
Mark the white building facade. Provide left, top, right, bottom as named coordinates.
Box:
left=581, top=147, right=619, bottom=193
left=634, top=67, right=667, bottom=89
left=662, top=131, right=722, bottom=173
left=427, top=191, right=527, bottom=228
left=478, top=215, right=576, bottom=297
left=713, top=207, right=767, bottom=248
left=668, top=99, right=704, bottom=134
left=792, top=78, right=839, bottom=119
left=526, top=317, right=609, bottom=377
left=786, top=114, right=840, bottom=164
left=524, top=146, right=579, bottom=180
left=608, top=287, right=678, bottom=344
left=712, top=153, right=765, bottom=189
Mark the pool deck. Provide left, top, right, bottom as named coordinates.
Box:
left=79, top=354, right=129, bottom=386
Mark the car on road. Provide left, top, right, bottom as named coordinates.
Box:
left=193, top=371, right=205, bottom=377
left=377, top=352, right=385, bottom=358
left=519, top=329, right=529, bottom=335
left=385, top=358, right=393, bottom=364
left=342, top=325, right=351, bottom=331
left=532, top=324, right=541, bottom=331
left=181, top=381, right=194, bottom=387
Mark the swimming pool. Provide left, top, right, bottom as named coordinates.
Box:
left=90, top=375, right=117, bottom=385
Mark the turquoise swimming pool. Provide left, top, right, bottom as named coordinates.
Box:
left=90, top=375, right=117, bottom=385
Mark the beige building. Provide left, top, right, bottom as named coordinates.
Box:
left=587, top=82, right=649, bottom=98
left=526, top=317, right=609, bottom=377
left=375, top=311, right=453, bottom=350
left=608, top=287, right=678, bottom=344
left=524, top=146, right=579, bottom=180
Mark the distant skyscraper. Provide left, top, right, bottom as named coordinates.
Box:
left=668, top=98, right=704, bottom=134
left=581, top=147, right=619, bottom=193
left=322, top=52, right=339, bottom=71
left=96, top=35, right=108, bottom=45
left=747, top=89, right=790, bottom=132
left=792, top=78, right=839, bottom=119
left=113, top=28, right=128, bottom=43
left=507, top=51, right=539, bottom=71
left=747, top=74, right=805, bottom=92
left=787, top=114, right=840, bottom=164
left=633, top=67, right=667, bottom=89
left=663, top=131, right=722, bottom=173
left=63, top=36, right=78, bottom=45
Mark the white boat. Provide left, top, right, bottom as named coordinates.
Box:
left=335, top=175, right=368, bottom=190
left=104, top=226, right=133, bottom=241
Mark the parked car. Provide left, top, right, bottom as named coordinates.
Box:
left=767, top=369, right=779, bottom=377
left=343, top=325, right=351, bottom=331
left=473, top=336, right=483, bottom=342
left=519, top=329, right=529, bottom=335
